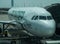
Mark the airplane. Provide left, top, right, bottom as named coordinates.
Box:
left=7, top=7, right=56, bottom=38
left=0, top=7, right=56, bottom=38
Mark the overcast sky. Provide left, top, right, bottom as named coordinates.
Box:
left=0, top=0, right=60, bottom=8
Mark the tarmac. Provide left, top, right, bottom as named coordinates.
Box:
left=0, top=14, right=9, bottom=21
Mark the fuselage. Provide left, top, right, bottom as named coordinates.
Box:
left=8, top=7, right=56, bottom=37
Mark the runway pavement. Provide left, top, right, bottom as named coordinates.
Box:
left=0, top=14, right=10, bottom=21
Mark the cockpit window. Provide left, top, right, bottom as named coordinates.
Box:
left=31, top=16, right=38, bottom=20
left=34, top=16, right=38, bottom=20
left=32, top=16, right=35, bottom=20
left=31, top=15, right=53, bottom=20
left=32, top=16, right=46, bottom=20
left=39, top=16, right=46, bottom=20
left=47, top=16, right=53, bottom=20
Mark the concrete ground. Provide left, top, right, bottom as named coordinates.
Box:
left=0, top=14, right=10, bottom=21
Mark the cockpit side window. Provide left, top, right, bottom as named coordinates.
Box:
left=39, top=16, right=46, bottom=20
left=31, top=16, right=35, bottom=20
left=31, top=16, right=38, bottom=20
left=31, top=15, right=53, bottom=20
left=34, top=16, right=38, bottom=20
left=47, top=16, right=53, bottom=20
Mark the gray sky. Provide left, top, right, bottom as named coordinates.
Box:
left=0, top=0, right=60, bottom=8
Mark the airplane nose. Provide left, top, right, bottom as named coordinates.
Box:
left=46, top=20, right=55, bottom=29
left=37, top=20, right=56, bottom=37
left=29, top=20, right=56, bottom=37
left=43, top=20, right=56, bottom=36
left=46, top=21, right=55, bottom=28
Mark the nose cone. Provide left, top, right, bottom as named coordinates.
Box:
left=26, top=20, right=56, bottom=37
left=43, top=20, right=56, bottom=37
left=35, top=20, right=56, bottom=37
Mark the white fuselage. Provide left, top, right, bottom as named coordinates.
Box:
left=8, top=7, right=56, bottom=37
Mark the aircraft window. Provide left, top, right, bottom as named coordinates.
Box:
left=47, top=16, right=53, bottom=20
left=32, top=16, right=38, bottom=20
left=34, top=16, right=38, bottom=20
left=39, top=16, right=46, bottom=20
left=31, top=16, right=35, bottom=20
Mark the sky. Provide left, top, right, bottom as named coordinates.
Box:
left=0, top=0, right=60, bottom=8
